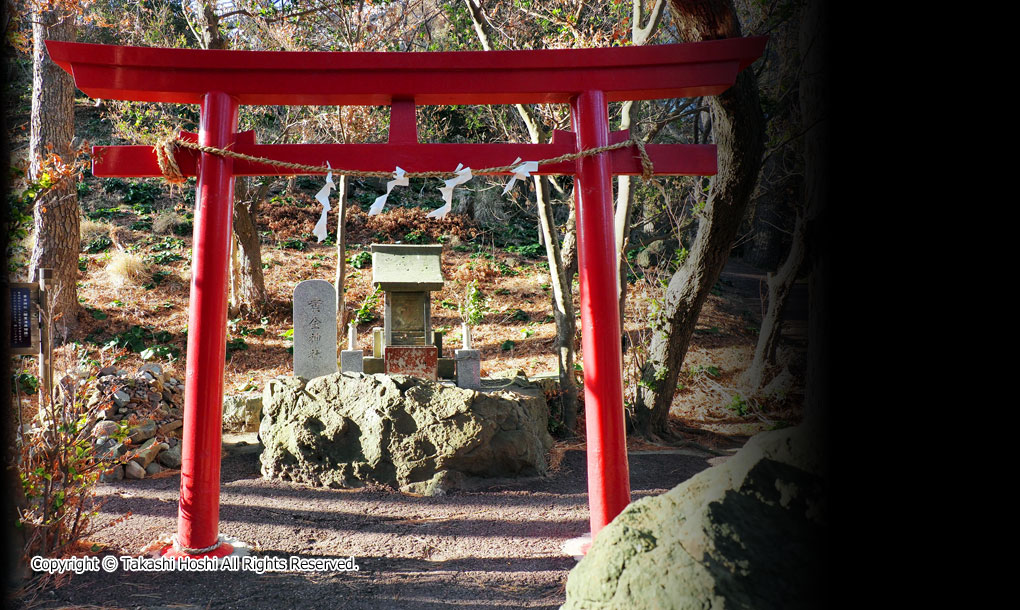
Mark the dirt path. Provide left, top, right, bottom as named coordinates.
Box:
left=22, top=441, right=717, bottom=610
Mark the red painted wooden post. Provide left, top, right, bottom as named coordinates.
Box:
left=571, top=90, right=631, bottom=539
left=173, top=91, right=239, bottom=557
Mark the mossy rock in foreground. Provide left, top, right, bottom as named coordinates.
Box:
left=563, top=424, right=827, bottom=610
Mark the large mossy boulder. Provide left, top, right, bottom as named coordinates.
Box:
left=259, top=373, right=553, bottom=494
left=563, top=424, right=826, bottom=610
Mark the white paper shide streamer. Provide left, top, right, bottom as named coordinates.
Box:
left=502, top=158, right=539, bottom=195
left=368, top=167, right=408, bottom=216
left=325, top=158, right=534, bottom=225
left=427, top=164, right=472, bottom=219
left=312, top=163, right=334, bottom=242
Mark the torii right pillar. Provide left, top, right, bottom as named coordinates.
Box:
left=572, top=90, right=631, bottom=539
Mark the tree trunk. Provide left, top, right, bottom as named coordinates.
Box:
left=229, top=228, right=239, bottom=317
left=743, top=213, right=806, bottom=390
left=198, top=1, right=226, bottom=50
left=535, top=175, right=579, bottom=434
left=464, top=0, right=579, bottom=434
left=29, top=8, right=79, bottom=339
left=231, top=199, right=267, bottom=314
left=230, top=177, right=270, bottom=316
left=195, top=2, right=267, bottom=316
left=632, top=0, right=765, bottom=438
left=562, top=199, right=578, bottom=282
left=616, top=0, right=666, bottom=325
left=616, top=168, right=635, bottom=325
left=335, top=175, right=349, bottom=335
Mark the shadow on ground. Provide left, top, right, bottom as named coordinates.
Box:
left=22, top=447, right=712, bottom=609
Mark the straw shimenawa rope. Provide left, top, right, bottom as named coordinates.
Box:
left=153, top=135, right=656, bottom=184
left=153, top=138, right=188, bottom=185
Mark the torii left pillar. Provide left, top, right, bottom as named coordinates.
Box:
left=168, top=92, right=239, bottom=557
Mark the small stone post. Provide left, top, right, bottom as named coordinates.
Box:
left=340, top=322, right=363, bottom=373
left=361, top=327, right=385, bottom=374
left=455, top=348, right=481, bottom=390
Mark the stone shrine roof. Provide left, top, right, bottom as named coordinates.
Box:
left=371, top=244, right=444, bottom=292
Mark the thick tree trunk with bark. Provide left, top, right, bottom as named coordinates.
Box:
left=740, top=0, right=801, bottom=273
left=229, top=177, right=270, bottom=316
left=632, top=0, right=764, bottom=437
left=198, top=1, right=226, bottom=50
left=231, top=200, right=267, bottom=313
left=561, top=201, right=578, bottom=282
left=615, top=168, right=635, bottom=325
left=29, top=9, right=79, bottom=339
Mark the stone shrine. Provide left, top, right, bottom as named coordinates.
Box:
left=372, top=244, right=443, bottom=346
left=371, top=244, right=448, bottom=378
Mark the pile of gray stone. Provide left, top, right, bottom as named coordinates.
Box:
left=87, top=363, right=186, bottom=482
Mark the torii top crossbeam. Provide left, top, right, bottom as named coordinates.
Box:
left=48, top=37, right=765, bottom=559
left=48, top=38, right=763, bottom=106
left=49, top=39, right=764, bottom=179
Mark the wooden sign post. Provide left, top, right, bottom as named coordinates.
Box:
left=7, top=268, right=53, bottom=405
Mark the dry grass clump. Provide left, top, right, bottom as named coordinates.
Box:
left=105, top=251, right=148, bottom=287
left=152, top=210, right=180, bottom=234
left=80, top=218, right=110, bottom=242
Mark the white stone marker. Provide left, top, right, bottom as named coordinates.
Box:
left=293, top=280, right=339, bottom=379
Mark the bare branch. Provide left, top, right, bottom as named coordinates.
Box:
left=634, top=0, right=667, bottom=43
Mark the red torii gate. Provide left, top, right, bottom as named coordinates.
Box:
left=48, top=38, right=765, bottom=558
